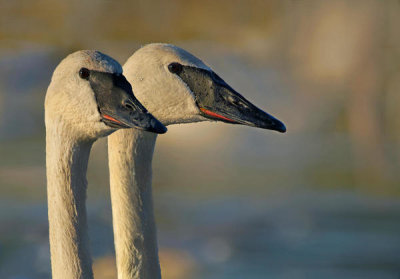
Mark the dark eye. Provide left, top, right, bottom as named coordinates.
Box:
left=79, top=68, right=90, bottom=80
left=168, top=62, right=183, bottom=74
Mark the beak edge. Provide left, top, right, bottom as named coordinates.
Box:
left=103, top=114, right=123, bottom=125
left=200, top=108, right=237, bottom=123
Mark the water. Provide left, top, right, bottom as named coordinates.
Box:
left=0, top=192, right=400, bottom=278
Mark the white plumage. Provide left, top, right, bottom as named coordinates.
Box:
left=108, top=43, right=285, bottom=279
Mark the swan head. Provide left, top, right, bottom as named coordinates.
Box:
left=45, top=50, right=166, bottom=140
left=123, top=43, right=285, bottom=132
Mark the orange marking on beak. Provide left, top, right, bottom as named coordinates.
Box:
left=200, top=108, right=236, bottom=123
left=103, top=114, right=123, bottom=124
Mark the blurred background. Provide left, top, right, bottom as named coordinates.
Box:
left=1, top=0, right=400, bottom=278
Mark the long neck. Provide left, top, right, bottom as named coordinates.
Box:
left=46, top=126, right=94, bottom=279
left=108, top=128, right=160, bottom=279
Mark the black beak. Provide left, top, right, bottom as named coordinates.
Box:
left=175, top=65, right=286, bottom=133
left=87, top=70, right=167, bottom=134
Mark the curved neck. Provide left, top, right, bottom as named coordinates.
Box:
left=46, top=126, right=94, bottom=279
left=108, top=129, right=160, bottom=279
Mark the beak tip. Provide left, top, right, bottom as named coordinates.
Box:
left=152, top=120, right=168, bottom=134
left=158, top=126, right=168, bottom=134
left=276, top=122, right=286, bottom=133
left=260, top=116, right=286, bottom=133
left=273, top=120, right=286, bottom=133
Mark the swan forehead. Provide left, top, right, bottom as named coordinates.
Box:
left=54, top=50, right=122, bottom=77
left=136, top=43, right=211, bottom=71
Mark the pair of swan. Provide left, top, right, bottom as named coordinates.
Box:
left=45, top=44, right=285, bottom=279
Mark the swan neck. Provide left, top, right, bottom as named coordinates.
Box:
left=46, top=126, right=94, bottom=279
left=108, top=128, right=160, bottom=279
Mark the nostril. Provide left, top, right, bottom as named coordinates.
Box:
left=124, top=101, right=134, bottom=111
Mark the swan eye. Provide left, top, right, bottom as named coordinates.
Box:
left=79, top=68, right=90, bottom=80
left=168, top=62, right=183, bottom=74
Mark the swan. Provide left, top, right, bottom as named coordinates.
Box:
left=108, top=44, right=286, bottom=279
left=45, top=50, right=166, bottom=279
